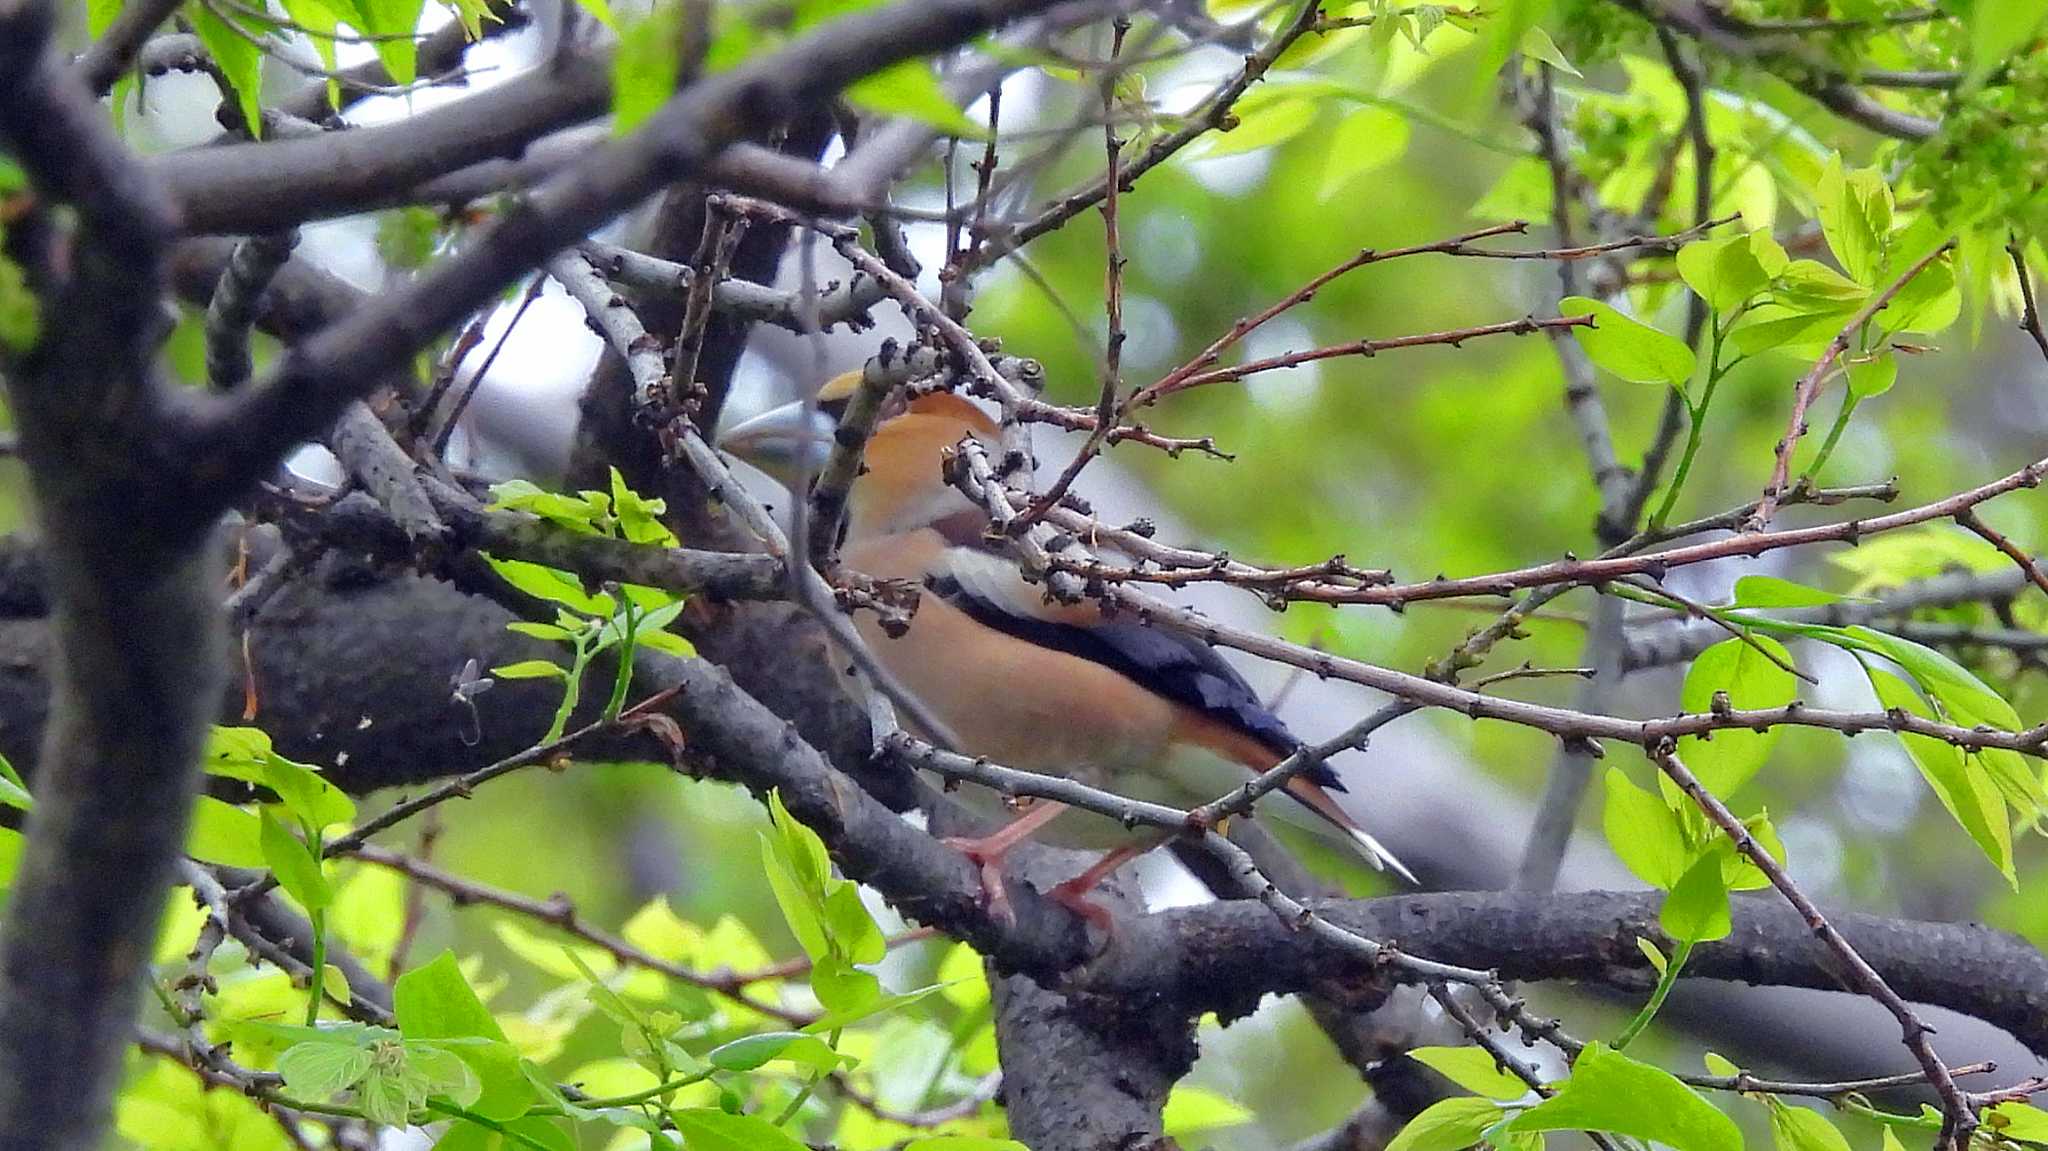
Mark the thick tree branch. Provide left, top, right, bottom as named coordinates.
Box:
left=0, top=9, right=226, bottom=1148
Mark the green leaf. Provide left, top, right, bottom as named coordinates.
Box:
left=1406, top=1046, right=1531, bottom=1101
left=187, top=796, right=267, bottom=868
left=186, top=2, right=265, bottom=138
left=1732, top=575, right=1849, bottom=609
left=394, top=952, right=532, bottom=1120
left=1672, top=636, right=1798, bottom=800
left=491, top=660, right=569, bottom=680
left=1517, top=26, right=1578, bottom=75
left=1558, top=296, right=1697, bottom=386
left=1677, top=233, right=1771, bottom=314
left=638, top=629, right=698, bottom=658
left=1770, top=1099, right=1852, bottom=1151
left=1660, top=849, right=1732, bottom=943
left=1386, top=1097, right=1503, bottom=1151
left=1493, top=1042, right=1741, bottom=1151
left=405, top=1040, right=485, bottom=1108
left=1162, top=1087, right=1255, bottom=1135
left=1986, top=1102, right=2048, bottom=1142
left=847, top=61, right=983, bottom=137
left=801, top=983, right=950, bottom=1033
left=1637, top=936, right=1668, bottom=976
left=1845, top=353, right=1898, bottom=399
left=0, top=251, right=39, bottom=354
left=1703, top=1051, right=1740, bottom=1077
left=1199, top=95, right=1319, bottom=159
left=276, top=1037, right=373, bottom=1099
left=1879, top=256, right=1960, bottom=334
left=1817, top=157, right=1890, bottom=286
left=484, top=556, right=615, bottom=616
left=612, top=4, right=683, bottom=136
left=1843, top=625, right=2021, bottom=729
left=810, top=951, right=882, bottom=1014
left=1775, top=259, right=1870, bottom=309
left=1865, top=666, right=2014, bottom=884
left=1729, top=303, right=1859, bottom=356
left=263, top=757, right=356, bottom=831
left=706, top=1031, right=849, bottom=1072
left=0, top=770, right=30, bottom=813
left=90, top=0, right=125, bottom=35
left=671, top=1109, right=809, bottom=1151
left=1967, top=0, right=2048, bottom=90
left=759, top=830, right=828, bottom=960
left=610, top=467, right=676, bottom=546
left=1319, top=106, right=1410, bottom=201
left=324, top=0, right=425, bottom=83
left=823, top=882, right=885, bottom=964
left=1601, top=769, right=1688, bottom=889
left=260, top=810, right=332, bottom=912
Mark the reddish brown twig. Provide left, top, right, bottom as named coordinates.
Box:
left=1749, top=241, right=1956, bottom=531
left=1649, top=743, right=1975, bottom=1149
left=1955, top=507, right=2048, bottom=599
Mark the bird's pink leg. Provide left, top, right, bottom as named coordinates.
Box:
left=1046, top=842, right=1148, bottom=934
left=942, top=800, right=1070, bottom=923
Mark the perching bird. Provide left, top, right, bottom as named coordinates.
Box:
left=722, top=372, right=1413, bottom=914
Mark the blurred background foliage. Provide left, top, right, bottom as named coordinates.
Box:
left=31, top=0, right=2048, bottom=1144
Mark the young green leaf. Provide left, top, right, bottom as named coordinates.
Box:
left=1319, top=106, right=1410, bottom=201
left=491, top=659, right=569, bottom=680
left=671, top=1108, right=810, bottom=1151
left=1817, top=157, right=1888, bottom=286
left=276, top=1036, right=373, bottom=1099
left=186, top=3, right=266, bottom=138
left=1385, top=1096, right=1504, bottom=1151
left=1601, top=769, right=1688, bottom=889
left=612, top=4, right=683, bottom=136
left=393, top=952, right=533, bottom=1120
left=1731, top=575, right=1849, bottom=609
left=847, top=61, right=984, bottom=137
left=1865, top=667, right=2014, bottom=884
left=1986, top=1101, right=2048, bottom=1142
left=1660, top=849, right=1732, bottom=943
left=260, top=810, right=332, bottom=913
left=187, top=796, right=267, bottom=868
left=1162, top=1086, right=1256, bottom=1135
left=1518, top=26, right=1579, bottom=75
left=1967, top=0, right=2048, bottom=90
left=1878, top=256, right=1960, bottom=334
left=1636, top=936, right=1668, bottom=976
left=1558, top=297, right=1697, bottom=386
left=1768, top=1098, right=1852, bottom=1151
left=1677, top=233, right=1769, bottom=313
left=1492, top=1042, right=1740, bottom=1151
left=1199, top=94, right=1319, bottom=159
left=1406, top=1045, right=1532, bottom=1100
left=706, top=1031, right=850, bottom=1073
left=1673, top=635, right=1798, bottom=799
left=1845, top=353, right=1898, bottom=398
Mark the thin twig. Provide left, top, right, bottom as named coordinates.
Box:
left=1750, top=241, right=1955, bottom=530
left=1648, top=742, right=1975, bottom=1149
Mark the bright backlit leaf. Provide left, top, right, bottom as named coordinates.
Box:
left=1407, top=1045, right=1532, bottom=1100
left=1559, top=296, right=1696, bottom=386
left=1386, top=1096, right=1503, bottom=1151
left=1493, top=1042, right=1740, bottom=1151
left=1672, top=636, right=1798, bottom=800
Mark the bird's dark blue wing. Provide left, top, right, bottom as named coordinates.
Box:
left=927, top=568, right=1346, bottom=791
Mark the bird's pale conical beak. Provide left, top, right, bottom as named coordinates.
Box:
left=718, top=400, right=837, bottom=487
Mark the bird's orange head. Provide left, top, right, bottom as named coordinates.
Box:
left=720, top=370, right=1001, bottom=542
